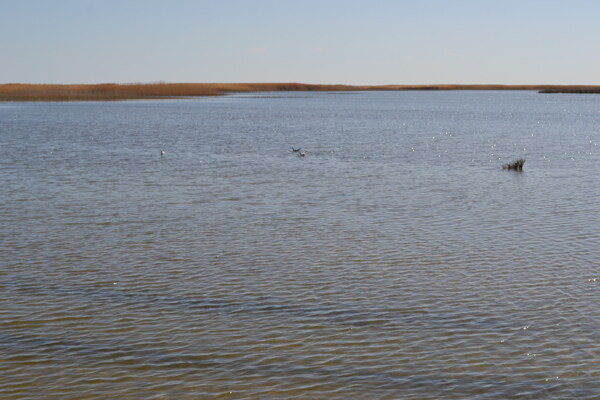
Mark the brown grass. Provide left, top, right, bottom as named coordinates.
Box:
left=537, top=86, right=600, bottom=94
left=1, top=82, right=600, bottom=101
left=0, top=83, right=366, bottom=101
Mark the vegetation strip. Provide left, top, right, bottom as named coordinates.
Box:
left=2, top=83, right=600, bottom=101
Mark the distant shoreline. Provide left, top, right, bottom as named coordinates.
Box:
left=1, top=82, right=600, bottom=101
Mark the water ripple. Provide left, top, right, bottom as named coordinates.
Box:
left=2, top=92, right=600, bottom=398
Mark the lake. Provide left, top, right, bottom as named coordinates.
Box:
left=1, top=91, right=599, bottom=399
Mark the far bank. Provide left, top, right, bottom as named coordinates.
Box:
left=2, top=82, right=600, bottom=101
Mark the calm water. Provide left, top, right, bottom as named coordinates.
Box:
left=1, top=91, right=599, bottom=399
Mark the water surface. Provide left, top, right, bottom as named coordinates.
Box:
left=1, top=91, right=599, bottom=399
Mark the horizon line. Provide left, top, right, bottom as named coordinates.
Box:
left=2, top=82, right=599, bottom=101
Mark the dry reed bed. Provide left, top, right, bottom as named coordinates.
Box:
left=2, top=83, right=600, bottom=101
left=0, top=83, right=361, bottom=101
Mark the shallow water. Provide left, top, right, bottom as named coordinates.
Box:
left=1, top=91, right=599, bottom=399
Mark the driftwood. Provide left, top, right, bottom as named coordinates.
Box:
left=502, top=158, right=525, bottom=171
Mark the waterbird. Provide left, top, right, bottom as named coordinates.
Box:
left=299, top=151, right=306, bottom=157
left=292, top=147, right=301, bottom=152
left=160, top=150, right=165, bottom=156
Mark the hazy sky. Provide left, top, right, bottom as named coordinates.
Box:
left=2, top=0, right=600, bottom=84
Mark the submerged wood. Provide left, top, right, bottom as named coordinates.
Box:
left=502, top=158, right=525, bottom=171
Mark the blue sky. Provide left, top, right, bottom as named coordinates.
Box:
left=2, top=0, right=600, bottom=84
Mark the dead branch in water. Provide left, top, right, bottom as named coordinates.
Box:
left=502, top=158, right=526, bottom=171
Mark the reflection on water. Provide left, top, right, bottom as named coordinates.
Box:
left=1, top=91, right=600, bottom=399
